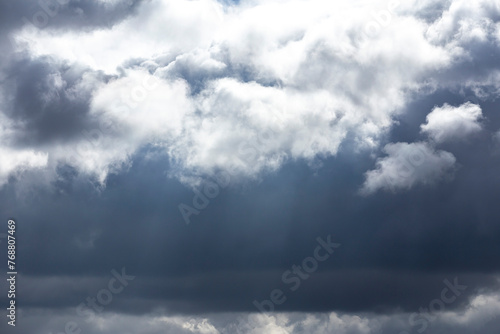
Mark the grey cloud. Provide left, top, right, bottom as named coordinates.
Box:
left=1, top=0, right=144, bottom=33
left=361, top=142, right=457, bottom=194
left=2, top=56, right=111, bottom=145
left=2, top=291, right=500, bottom=334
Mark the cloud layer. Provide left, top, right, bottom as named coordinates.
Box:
left=1, top=1, right=500, bottom=334
left=5, top=0, right=500, bottom=187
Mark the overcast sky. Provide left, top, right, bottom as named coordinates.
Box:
left=1, top=0, right=500, bottom=333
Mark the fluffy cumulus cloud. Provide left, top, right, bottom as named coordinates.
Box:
left=421, top=102, right=483, bottom=143
left=361, top=142, right=456, bottom=194
left=6, top=0, right=497, bottom=187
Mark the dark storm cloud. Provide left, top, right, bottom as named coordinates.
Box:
left=4, top=270, right=496, bottom=315
left=2, top=84, right=500, bottom=314
left=1, top=56, right=113, bottom=145
left=1, top=100, right=500, bottom=330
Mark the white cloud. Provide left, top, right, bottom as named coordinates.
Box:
left=425, top=0, right=500, bottom=44
left=361, top=142, right=456, bottom=194
left=0, top=147, right=48, bottom=187
left=421, top=102, right=483, bottom=143
left=2, top=0, right=499, bottom=187
left=53, top=69, right=195, bottom=184
left=12, top=0, right=225, bottom=74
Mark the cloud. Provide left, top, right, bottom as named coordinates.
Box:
left=2, top=0, right=500, bottom=190
left=421, top=102, right=483, bottom=143
left=62, top=68, right=194, bottom=183
left=425, top=0, right=500, bottom=44
left=1, top=2, right=500, bottom=334
left=0, top=147, right=48, bottom=187
left=5, top=0, right=461, bottom=186
left=361, top=142, right=456, bottom=194
left=6, top=286, right=500, bottom=334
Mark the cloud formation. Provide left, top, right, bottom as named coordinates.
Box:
left=361, top=142, right=456, bottom=194
left=421, top=102, right=483, bottom=143
left=5, top=286, right=500, bottom=334
left=0, top=147, right=47, bottom=187
left=5, top=0, right=487, bottom=186
left=1, top=1, right=500, bottom=334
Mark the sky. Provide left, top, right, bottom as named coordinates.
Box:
left=1, top=0, right=500, bottom=333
